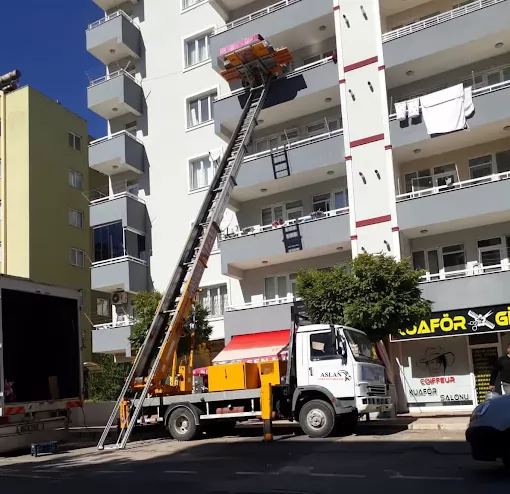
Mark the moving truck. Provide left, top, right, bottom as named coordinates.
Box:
left=0, top=276, right=83, bottom=453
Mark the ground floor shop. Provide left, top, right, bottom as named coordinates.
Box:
left=392, top=303, right=510, bottom=412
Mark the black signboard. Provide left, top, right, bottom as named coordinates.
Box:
left=392, top=304, right=510, bottom=341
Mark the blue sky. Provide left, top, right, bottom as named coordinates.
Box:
left=0, top=0, right=107, bottom=138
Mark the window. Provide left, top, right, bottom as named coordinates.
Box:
left=419, top=11, right=440, bottom=21
left=189, top=155, right=217, bottom=190
left=261, top=202, right=303, bottom=225
left=442, top=244, right=465, bottom=275
left=182, top=0, right=205, bottom=9
left=261, top=205, right=284, bottom=225
left=463, top=66, right=510, bottom=90
left=125, top=229, right=147, bottom=260
left=187, top=91, right=216, bottom=128
left=312, top=190, right=349, bottom=213
left=310, top=331, right=337, bottom=359
left=185, top=33, right=210, bottom=67
left=68, top=132, right=82, bottom=151
left=97, top=298, right=110, bottom=317
left=255, top=129, right=299, bottom=153
left=69, top=209, right=84, bottom=228
left=453, top=1, right=473, bottom=8
left=199, top=284, right=228, bottom=317
left=70, top=248, right=85, bottom=267
left=264, top=273, right=296, bottom=301
left=496, top=150, right=510, bottom=173
left=69, top=169, right=83, bottom=190
left=404, top=169, right=432, bottom=193
left=433, top=163, right=457, bottom=188
left=478, top=238, right=503, bottom=270
left=469, top=155, right=493, bottom=179
left=94, top=222, right=124, bottom=262
left=303, top=49, right=336, bottom=66
left=285, top=200, right=303, bottom=220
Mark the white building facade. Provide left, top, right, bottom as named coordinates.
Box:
left=86, top=0, right=510, bottom=411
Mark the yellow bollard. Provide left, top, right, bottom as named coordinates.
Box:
left=260, top=380, right=273, bottom=442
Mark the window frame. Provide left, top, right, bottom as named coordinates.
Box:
left=97, top=297, right=110, bottom=317
left=412, top=243, right=467, bottom=280
left=184, top=30, right=212, bottom=69
left=68, top=132, right=82, bottom=151
left=68, top=169, right=83, bottom=190
left=263, top=273, right=297, bottom=302
left=188, top=153, right=219, bottom=192
left=69, top=208, right=84, bottom=229
left=198, top=283, right=228, bottom=318
left=70, top=248, right=85, bottom=268
left=186, top=89, right=218, bottom=130
left=181, top=0, right=206, bottom=12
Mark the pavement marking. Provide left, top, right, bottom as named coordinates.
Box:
left=309, top=473, right=366, bottom=479
left=390, top=474, right=463, bottom=481
left=235, top=471, right=264, bottom=475
left=164, top=470, right=197, bottom=474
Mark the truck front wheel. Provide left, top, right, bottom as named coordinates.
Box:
left=299, top=400, right=336, bottom=438
left=167, top=407, right=198, bottom=441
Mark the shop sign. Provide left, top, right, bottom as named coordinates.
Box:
left=392, top=304, right=510, bottom=341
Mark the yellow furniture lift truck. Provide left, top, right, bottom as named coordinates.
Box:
left=97, top=35, right=391, bottom=450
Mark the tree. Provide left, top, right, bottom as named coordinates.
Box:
left=129, top=290, right=213, bottom=357
left=296, top=253, right=432, bottom=342
left=86, top=354, right=131, bottom=402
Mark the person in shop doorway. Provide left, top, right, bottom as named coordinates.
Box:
left=489, top=343, right=510, bottom=395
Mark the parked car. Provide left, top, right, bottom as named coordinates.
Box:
left=466, top=394, right=510, bottom=469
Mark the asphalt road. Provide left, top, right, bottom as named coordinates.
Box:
left=0, top=427, right=509, bottom=493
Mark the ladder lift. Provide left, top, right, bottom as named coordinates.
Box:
left=97, top=35, right=293, bottom=450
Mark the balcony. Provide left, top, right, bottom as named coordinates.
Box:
left=91, top=256, right=149, bottom=293
left=89, top=131, right=145, bottom=176
left=90, top=192, right=147, bottom=232
left=419, top=264, right=510, bottom=312
left=86, top=11, right=141, bottom=65
left=93, top=0, right=138, bottom=11
left=219, top=207, right=350, bottom=278
left=224, top=297, right=295, bottom=342
left=383, top=0, right=510, bottom=87
left=233, top=129, right=344, bottom=202
left=390, top=80, right=510, bottom=162
left=214, top=58, right=339, bottom=139
left=92, top=318, right=134, bottom=357
left=87, top=70, right=143, bottom=120
left=396, top=172, right=510, bottom=237
left=210, top=0, right=332, bottom=72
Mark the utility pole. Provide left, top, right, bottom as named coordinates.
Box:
left=0, top=69, right=22, bottom=274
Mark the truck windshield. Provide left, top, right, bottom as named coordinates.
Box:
left=344, top=329, right=377, bottom=363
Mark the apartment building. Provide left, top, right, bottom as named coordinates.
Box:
left=86, top=0, right=510, bottom=411
left=0, top=85, right=95, bottom=360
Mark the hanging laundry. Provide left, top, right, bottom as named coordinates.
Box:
left=407, top=98, right=420, bottom=118
left=420, top=84, right=466, bottom=135
left=395, top=101, right=407, bottom=121
left=464, top=86, right=474, bottom=118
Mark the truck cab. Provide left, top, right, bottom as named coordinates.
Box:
left=295, top=324, right=391, bottom=418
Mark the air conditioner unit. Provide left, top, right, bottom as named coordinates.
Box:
left=112, top=292, right=128, bottom=305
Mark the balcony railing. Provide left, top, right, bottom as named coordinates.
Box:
left=88, top=69, right=140, bottom=88
left=419, top=261, right=510, bottom=283
left=89, top=129, right=144, bottom=147
left=87, top=9, right=137, bottom=30
left=389, top=79, right=510, bottom=121
left=92, top=254, right=147, bottom=268
left=396, top=171, right=510, bottom=202
left=382, top=0, right=506, bottom=43
left=215, top=56, right=333, bottom=102
left=213, top=0, right=301, bottom=35
left=93, top=316, right=136, bottom=331
left=221, top=206, right=349, bottom=241
left=90, top=190, right=145, bottom=206
left=226, top=295, right=299, bottom=312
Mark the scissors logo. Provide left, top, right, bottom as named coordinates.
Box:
left=468, top=310, right=495, bottom=332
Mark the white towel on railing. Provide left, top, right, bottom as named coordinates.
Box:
left=395, top=101, right=407, bottom=121
left=420, top=84, right=466, bottom=135
left=407, top=97, right=420, bottom=118
left=464, top=86, right=474, bottom=118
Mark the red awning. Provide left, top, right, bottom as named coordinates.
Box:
left=212, top=329, right=290, bottom=365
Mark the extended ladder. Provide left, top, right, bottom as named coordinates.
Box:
left=97, top=78, right=273, bottom=450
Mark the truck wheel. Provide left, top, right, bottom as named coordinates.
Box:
left=167, top=407, right=198, bottom=441
left=299, top=400, right=336, bottom=438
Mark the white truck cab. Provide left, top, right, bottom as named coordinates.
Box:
left=295, top=324, right=391, bottom=416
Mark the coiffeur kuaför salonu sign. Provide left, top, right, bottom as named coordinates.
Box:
left=392, top=304, right=510, bottom=341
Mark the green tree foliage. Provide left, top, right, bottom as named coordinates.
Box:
left=296, top=253, right=432, bottom=341
left=86, top=354, right=131, bottom=402
left=129, top=290, right=213, bottom=356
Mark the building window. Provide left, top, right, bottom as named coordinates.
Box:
left=312, top=190, right=349, bottom=213
left=94, top=222, right=124, bottom=262
left=477, top=237, right=504, bottom=270
left=182, top=0, right=205, bottom=9
left=261, top=202, right=303, bottom=225
left=442, top=244, right=466, bottom=276
left=70, top=248, right=85, bottom=268
left=187, top=91, right=216, bottom=128
left=97, top=298, right=110, bottom=317
left=69, top=169, right=83, bottom=190
left=199, top=284, right=228, bottom=317
left=69, top=209, right=84, bottom=228
left=403, top=164, right=458, bottom=194
left=263, top=273, right=297, bottom=301
left=496, top=150, right=510, bottom=173
left=68, top=132, right=82, bottom=151
left=469, top=155, right=493, bottom=179
left=185, top=33, right=210, bottom=67
left=189, top=155, right=217, bottom=190
left=124, top=229, right=147, bottom=261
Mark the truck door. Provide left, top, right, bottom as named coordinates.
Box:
left=306, top=329, right=354, bottom=398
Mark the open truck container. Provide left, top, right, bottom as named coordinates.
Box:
left=0, top=275, right=83, bottom=453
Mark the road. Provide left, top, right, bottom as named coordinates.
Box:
left=0, top=427, right=508, bottom=493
